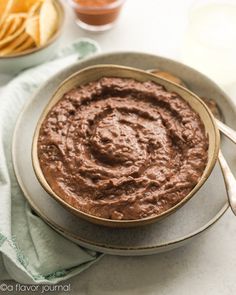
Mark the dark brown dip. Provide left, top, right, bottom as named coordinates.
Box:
left=38, top=77, right=208, bottom=220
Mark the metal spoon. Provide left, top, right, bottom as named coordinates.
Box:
left=216, top=119, right=236, bottom=145
left=148, top=69, right=236, bottom=215
left=218, top=150, right=236, bottom=215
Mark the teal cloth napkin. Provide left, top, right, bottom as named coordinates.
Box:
left=0, top=39, right=103, bottom=284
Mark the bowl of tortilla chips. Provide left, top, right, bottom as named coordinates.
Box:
left=0, top=0, right=65, bottom=74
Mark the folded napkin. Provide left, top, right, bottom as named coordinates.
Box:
left=0, top=39, right=103, bottom=284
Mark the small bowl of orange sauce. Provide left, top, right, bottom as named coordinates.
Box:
left=68, top=0, right=125, bottom=31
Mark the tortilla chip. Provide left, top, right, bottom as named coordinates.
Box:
left=0, top=31, right=29, bottom=56
left=28, top=0, right=42, bottom=17
left=0, top=0, right=14, bottom=25
left=0, top=17, right=13, bottom=40
left=5, top=0, right=43, bottom=13
left=39, top=0, right=57, bottom=46
left=2, top=14, right=27, bottom=38
left=7, top=13, right=28, bottom=20
left=0, top=19, right=26, bottom=48
left=0, top=0, right=9, bottom=20
left=12, top=35, right=35, bottom=54
left=26, top=0, right=44, bottom=10
left=26, top=15, right=40, bottom=46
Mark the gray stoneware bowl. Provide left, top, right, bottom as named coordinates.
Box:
left=32, top=65, right=220, bottom=228
left=0, top=0, right=65, bottom=75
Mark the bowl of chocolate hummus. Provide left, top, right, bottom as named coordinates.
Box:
left=32, top=65, right=220, bottom=227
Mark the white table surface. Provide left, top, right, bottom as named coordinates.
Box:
left=2, top=0, right=236, bottom=294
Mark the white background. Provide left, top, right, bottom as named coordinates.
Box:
left=3, top=0, right=236, bottom=294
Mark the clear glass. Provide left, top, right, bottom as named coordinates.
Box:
left=182, top=0, right=236, bottom=87
left=68, top=0, right=125, bottom=32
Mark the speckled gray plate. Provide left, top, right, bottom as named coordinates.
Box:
left=12, top=52, right=236, bottom=256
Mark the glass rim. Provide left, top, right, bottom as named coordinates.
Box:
left=67, top=0, right=125, bottom=10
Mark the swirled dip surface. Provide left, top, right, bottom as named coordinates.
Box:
left=38, top=77, right=208, bottom=220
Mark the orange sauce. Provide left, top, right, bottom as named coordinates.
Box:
left=73, top=0, right=123, bottom=26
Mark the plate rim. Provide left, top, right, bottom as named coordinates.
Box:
left=12, top=51, right=231, bottom=253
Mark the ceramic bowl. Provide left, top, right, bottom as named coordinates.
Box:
left=32, top=65, right=220, bottom=228
left=0, top=0, right=65, bottom=75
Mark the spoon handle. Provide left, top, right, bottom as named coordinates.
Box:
left=218, top=150, right=236, bottom=215
left=216, top=119, right=236, bottom=145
